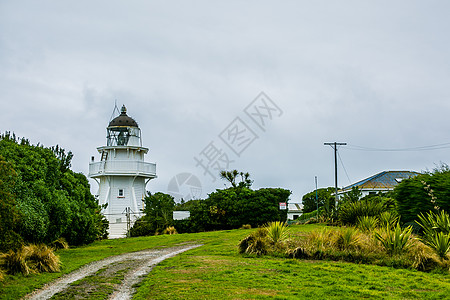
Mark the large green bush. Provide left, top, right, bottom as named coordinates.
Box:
left=0, top=133, right=107, bottom=250
left=338, top=199, right=386, bottom=225
left=185, top=187, right=290, bottom=232
left=394, top=166, right=450, bottom=223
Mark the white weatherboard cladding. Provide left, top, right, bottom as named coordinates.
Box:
left=101, top=176, right=144, bottom=216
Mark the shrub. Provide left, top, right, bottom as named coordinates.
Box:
left=26, top=244, right=61, bottom=273
left=245, top=236, right=268, bottom=256
left=238, top=235, right=254, bottom=254
left=379, top=211, right=399, bottom=229
left=264, top=221, right=289, bottom=244
left=357, top=216, right=378, bottom=232
left=1, top=247, right=32, bottom=275
left=417, top=210, right=450, bottom=236
left=374, top=224, right=414, bottom=256
left=0, top=244, right=60, bottom=275
left=394, top=166, right=450, bottom=223
left=338, top=200, right=385, bottom=225
left=50, top=237, right=69, bottom=250
left=335, top=227, right=360, bottom=251
left=284, top=225, right=448, bottom=272
left=296, top=210, right=319, bottom=223
left=163, top=226, right=178, bottom=235
left=253, top=227, right=268, bottom=238
left=307, top=228, right=335, bottom=251
left=129, top=218, right=157, bottom=237
left=240, top=224, right=252, bottom=229
left=407, top=240, right=441, bottom=271
left=417, top=210, right=450, bottom=259
left=422, top=231, right=450, bottom=259
left=238, top=234, right=269, bottom=256
left=238, top=227, right=271, bottom=256
left=287, top=247, right=308, bottom=259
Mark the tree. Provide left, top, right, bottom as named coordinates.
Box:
left=394, top=166, right=450, bottom=224
left=0, top=132, right=106, bottom=248
left=220, top=170, right=252, bottom=188
left=181, top=171, right=290, bottom=232
left=0, top=155, right=23, bottom=251
left=130, top=192, right=176, bottom=236
left=340, top=186, right=362, bottom=205
left=302, top=187, right=334, bottom=213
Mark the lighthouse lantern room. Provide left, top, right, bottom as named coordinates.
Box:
left=89, top=105, right=157, bottom=238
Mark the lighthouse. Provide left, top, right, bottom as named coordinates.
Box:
left=89, top=105, right=157, bottom=238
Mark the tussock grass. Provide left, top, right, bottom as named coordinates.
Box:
left=163, top=226, right=178, bottom=235
left=239, top=224, right=450, bottom=273
left=50, top=238, right=69, bottom=251
left=0, top=244, right=60, bottom=276
left=26, top=244, right=61, bottom=273
left=1, top=248, right=32, bottom=275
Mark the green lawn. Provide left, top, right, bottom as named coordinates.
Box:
left=1, top=224, right=449, bottom=299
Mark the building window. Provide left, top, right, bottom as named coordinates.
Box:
left=118, top=189, right=124, bottom=197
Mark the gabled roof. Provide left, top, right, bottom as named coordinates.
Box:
left=340, top=170, right=420, bottom=192
left=288, top=203, right=303, bottom=211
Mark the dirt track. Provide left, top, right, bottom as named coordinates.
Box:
left=24, top=244, right=202, bottom=300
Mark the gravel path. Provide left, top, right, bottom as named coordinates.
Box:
left=24, top=244, right=202, bottom=300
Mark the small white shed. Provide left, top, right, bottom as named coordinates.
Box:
left=287, top=203, right=303, bottom=220
left=173, top=211, right=190, bottom=220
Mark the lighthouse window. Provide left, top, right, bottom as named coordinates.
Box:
left=118, top=189, right=124, bottom=197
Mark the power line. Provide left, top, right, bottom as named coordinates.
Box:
left=337, top=150, right=352, bottom=185
left=346, top=142, right=450, bottom=152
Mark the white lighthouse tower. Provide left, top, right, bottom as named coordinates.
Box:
left=89, top=105, right=157, bottom=238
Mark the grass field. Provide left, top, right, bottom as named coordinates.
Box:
left=1, top=224, right=449, bottom=299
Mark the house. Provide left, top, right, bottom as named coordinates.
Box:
left=337, top=170, right=420, bottom=198
left=287, top=203, right=303, bottom=220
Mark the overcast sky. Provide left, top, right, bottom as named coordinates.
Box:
left=1, top=1, right=450, bottom=203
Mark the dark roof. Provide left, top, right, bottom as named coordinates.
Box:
left=108, top=105, right=138, bottom=128
left=341, top=171, right=421, bottom=191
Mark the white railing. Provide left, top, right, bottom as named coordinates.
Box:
left=89, top=160, right=156, bottom=177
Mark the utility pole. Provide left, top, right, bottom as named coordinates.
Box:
left=324, top=142, right=347, bottom=208
left=125, top=207, right=131, bottom=238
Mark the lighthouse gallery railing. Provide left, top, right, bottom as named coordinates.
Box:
left=88, top=160, right=156, bottom=177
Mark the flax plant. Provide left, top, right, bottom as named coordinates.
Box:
left=264, top=221, right=289, bottom=244
left=417, top=210, right=450, bottom=259
left=375, top=224, right=413, bottom=256
left=379, top=211, right=399, bottom=229
left=357, top=216, right=378, bottom=232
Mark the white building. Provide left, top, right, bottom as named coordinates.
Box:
left=287, top=203, right=303, bottom=221
left=89, top=105, right=157, bottom=238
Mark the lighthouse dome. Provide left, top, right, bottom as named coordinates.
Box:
left=106, top=105, right=142, bottom=147
left=108, top=105, right=138, bottom=128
